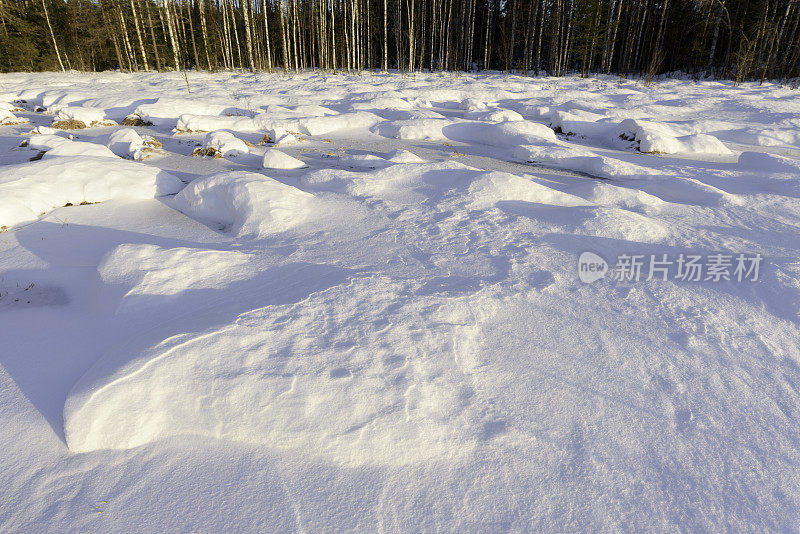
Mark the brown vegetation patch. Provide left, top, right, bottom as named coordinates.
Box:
left=258, top=133, right=272, bottom=144
left=191, top=147, right=223, bottom=159
left=143, top=136, right=162, bottom=149
left=52, top=119, right=86, bottom=130
left=122, top=115, right=153, bottom=127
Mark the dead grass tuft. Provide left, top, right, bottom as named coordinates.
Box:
left=191, top=147, right=223, bottom=159
left=122, top=115, right=153, bottom=127
left=143, top=136, right=162, bottom=149
left=52, top=119, right=86, bottom=130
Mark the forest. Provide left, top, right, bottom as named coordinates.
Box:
left=0, top=0, right=798, bottom=83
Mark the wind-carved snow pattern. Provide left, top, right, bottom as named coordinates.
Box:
left=65, top=276, right=494, bottom=466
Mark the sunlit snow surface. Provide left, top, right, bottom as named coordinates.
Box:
left=1, top=71, right=800, bottom=530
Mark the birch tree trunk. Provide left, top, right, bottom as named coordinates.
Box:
left=118, top=3, right=139, bottom=70
left=242, top=0, right=255, bottom=70
left=198, top=0, right=212, bottom=69
left=145, top=0, right=163, bottom=70
left=185, top=0, right=200, bottom=69
left=41, top=0, right=66, bottom=72
left=408, top=0, right=415, bottom=72
left=483, top=0, right=492, bottom=70
left=163, top=0, right=182, bottom=70
left=262, top=0, right=274, bottom=70
left=279, top=0, right=289, bottom=70
left=606, top=0, right=623, bottom=73
left=130, top=0, right=150, bottom=70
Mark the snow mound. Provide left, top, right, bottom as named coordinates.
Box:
left=262, top=149, right=306, bottom=169
left=29, top=125, right=58, bottom=135
left=351, top=96, right=413, bottom=111
left=64, top=276, right=485, bottom=466
left=339, top=154, right=388, bottom=168
left=463, top=108, right=524, bottom=122
left=738, top=151, right=800, bottom=173
left=387, top=149, right=426, bottom=163
left=514, top=144, right=658, bottom=179
left=300, top=111, right=382, bottom=136
left=176, top=113, right=261, bottom=133
left=721, top=127, right=800, bottom=148
left=204, top=130, right=249, bottom=157
left=135, top=98, right=232, bottom=127
left=468, top=171, right=591, bottom=209
left=98, top=244, right=255, bottom=311
left=0, top=156, right=183, bottom=228
left=375, top=118, right=451, bottom=140
left=446, top=120, right=558, bottom=146
left=171, top=171, right=317, bottom=236
left=0, top=108, right=26, bottom=125
left=346, top=161, right=483, bottom=202
left=513, top=104, right=553, bottom=120
left=460, top=98, right=488, bottom=111
left=290, top=104, right=338, bottom=117
left=26, top=133, right=70, bottom=151
left=618, top=119, right=732, bottom=155
left=41, top=140, right=118, bottom=159
left=550, top=109, right=609, bottom=137
left=51, top=106, right=115, bottom=127
left=106, top=128, right=160, bottom=160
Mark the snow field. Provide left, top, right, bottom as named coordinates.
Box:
left=1, top=71, right=800, bottom=530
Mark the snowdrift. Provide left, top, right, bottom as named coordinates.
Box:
left=171, top=171, right=319, bottom=237
left=617, top=119, right=732, bottom=155
left=64, top=275, right=486, bottom=466
left=0, top=156, right=183, bottom=228
left=262, top=149, right=306, bottom=169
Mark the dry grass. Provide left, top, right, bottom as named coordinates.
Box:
left=258, top=134, right=272, bottom=144
left=122, top=115, right=153, bottom=127
left=51, top=119, right=86, bottom=130
left=0, top=116, right=28, bottom=126
left=143, top=136, right=162, bottom=149
left=191, top=147, right=223, bottom=159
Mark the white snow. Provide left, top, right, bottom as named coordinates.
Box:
left=387, top=149, right=427, bottom=163
left=300, top=111, right=382, bottom=136
left=1, top=70, right=800, bottom=531
left=0, top=108, right=26, bottom=125
left=202, top=130, right=250, bottom=157
left=738, top=150, right=800, bottom=173
left=171, top=171, right=318, bottom=236
left=0, top=156, right=183, bottom=228
left=262, top=149, right=306, bottom=169
left=51, top=105, right=115, bottom=127
left=41, top=140, right=118, bottom=159
left=105, top=128, right=150, bottom=159
left=618, top=118, right=733, bottom=155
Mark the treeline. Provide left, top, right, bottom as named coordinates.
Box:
left=1, top=0, right=798, bottom=83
